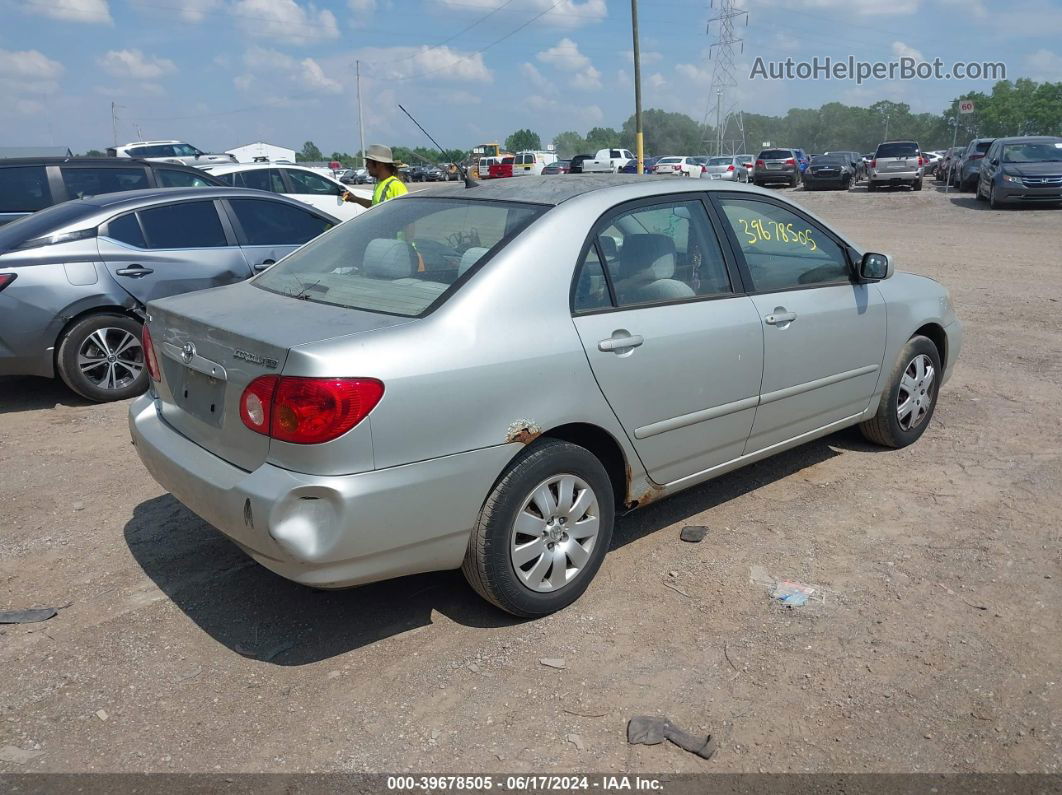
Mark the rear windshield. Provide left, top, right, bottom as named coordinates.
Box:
left=658, top=157, right=681, bottom=164
left=253, top=197, right=545, bottom=317
left=876, top=142, right=919, bottom=158
left=0, top=201, right=93, bottom=251
left=811, top=155, right=847, bottom=164
left=1002, top=142, right=1062, bottom=163
left=758, top=150, right=792, bottom=159
left=708, top=157, right=732, bottom=166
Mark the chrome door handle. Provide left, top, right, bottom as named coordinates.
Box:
left=115, top=265, right=153, bottom=278
left=253, top=259, right=276, bottom=273
left=764, top=311, right=797, bottom=325
left=598, top=334, right=644, bottom=352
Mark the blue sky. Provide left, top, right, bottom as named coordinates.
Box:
left=1, top=0, right=1060, bottom=155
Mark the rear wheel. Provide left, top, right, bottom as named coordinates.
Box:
left=790, top=175, right=799, bottom=188
left=462, top=439, right=615, bottom=617
left=859, top=335, right=941, bottom=449
left=56, top=313, right=147, bottom=402
left=867, top=182, right=878, bottom=192
left=912, top=179, right=923, bottom=191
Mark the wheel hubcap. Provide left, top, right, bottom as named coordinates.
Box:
left=77, top=327, right=144, bottom=391
left=897, top=353, right=935, bottom=431
left=510, top=474, right=600, bottom=593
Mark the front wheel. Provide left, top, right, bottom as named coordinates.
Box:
left=859, top=335, right=941, bottom=449
left=462, top=439, right=615, bottom=617
left=55, top=313, right=147, bottom=402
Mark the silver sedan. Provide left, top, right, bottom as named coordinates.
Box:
left=130, top=175, right=962, bottom=616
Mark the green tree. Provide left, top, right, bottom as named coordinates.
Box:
left=505, top=129, right=542, bottom=152
left=585, top=126, right=621, bottom=152
left=298, top=141, right=323, bottom=162
left=552, top=130, right=587, bottom=159
left=621, top=109, right=704, bottom=156
left=82, top=149, right=106, bottom=157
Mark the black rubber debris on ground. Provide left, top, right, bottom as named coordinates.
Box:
left=627, top=715, right=717, bottom=759
left=680, top=526, right=708, bottom=543
left=0, top=608, right=58, bottom=624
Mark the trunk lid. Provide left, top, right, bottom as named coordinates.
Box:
left=148, top=281, right=412, bottom=471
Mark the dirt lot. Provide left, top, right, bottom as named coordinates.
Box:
left=1, top=182, right=1060, bottom=775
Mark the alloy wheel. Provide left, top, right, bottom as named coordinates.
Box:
left=77, top=327, right=144, bottom=392
left=510, top=474, right=600, bottom=593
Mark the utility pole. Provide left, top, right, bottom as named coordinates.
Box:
left=630, top=0, right=644, bottom=174
left=356, top=60, right=367, bottom=168
left=111, top=102, right=120, bottom=147
left=884, top=114, right=890, bottom=141
left=703, top=0, right=748, bottom=156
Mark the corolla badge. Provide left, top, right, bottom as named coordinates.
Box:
left=233, top=349, right=279, bottom=369
left=180, top=342, right=196, bottom=363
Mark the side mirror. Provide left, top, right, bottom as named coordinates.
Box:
left=990, top=158, right=1000, bottom=166
left=859, top=252, right=893, bottom=281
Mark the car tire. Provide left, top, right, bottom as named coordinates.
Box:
left=989, top=187, right=1005, bottom=210
left=461, top=438, right=615, bottom=617
left=867, top=182, right=878, bottom=192
left=975, top=181, right=987, bottom=201
left=859, top=335, right=941, bottom=449
left=56, top=313, right=148, bottom=403
left=790, top=176, right=799, bottom=188
left=912, top=179, right=923, bottom=191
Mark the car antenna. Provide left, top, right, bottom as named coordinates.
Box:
left=398, top=104, right=477, bottom=189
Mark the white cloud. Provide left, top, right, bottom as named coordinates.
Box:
left=236, top=47, right=343, bottom=94
left=232, top=0, right=339, bottom=43
left=520, top=62, right=550, bottom=91
left=0, top=48, right=65, bottom=95
left=647, top=72, right=666, bottom=90
left=357, top=45, right=492, bottom=82
left=175, top=0, right=220, bottom=22
left=93, top=81, right=167, bottom=97
left=891, top=41, right=925, bottom=62
left=24, top=0, right=112, bottom=24
left=99, top=49, right=177, bottom=80
left=527, top=94, right=559, bottom=112
left=537, top=38, right=600, bottom=90
left=1026, top=49, right=1062, bottom=81
left=348, top=0, right=374, bottom=27
left=675, top=62, right=711, bottom=84
left=429, top=0, right=606, bottom=29
left=14, top=99, right=45, bottom=115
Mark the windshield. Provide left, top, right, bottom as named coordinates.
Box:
left=877, top=142, right=919, bottom=158
left=253, top=197, right=546, bottom=317
left=0, top=202, right=94, bottom=251
left=1002, top=142, right=1062, bottom=163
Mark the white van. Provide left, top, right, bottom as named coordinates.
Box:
left=512, top=151, right=559, bottom=176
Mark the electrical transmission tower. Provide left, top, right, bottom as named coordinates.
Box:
left=702, top=0, right=748, bottom=156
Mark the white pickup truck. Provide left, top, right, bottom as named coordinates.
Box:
left=578, top=147, right=636, bottom=173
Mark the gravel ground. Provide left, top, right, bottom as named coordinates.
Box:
left=1, top=182, right=1060, bottom=775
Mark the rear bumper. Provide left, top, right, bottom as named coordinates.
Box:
left=128, top=394, right=515, bottom=588
left=754, top=168, right=797, bottom=182
left=869, top=169, right=921, bottom=183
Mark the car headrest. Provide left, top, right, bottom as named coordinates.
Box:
left=618, top=234, right=676, bottom=281
left=597, top=235, right=618, bottom=259
left=363, top=238, right=417, bottom=279
left=458, top=246, right=489, bottom=276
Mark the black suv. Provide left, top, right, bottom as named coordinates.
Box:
left=0, top=158, right=226, bottom=226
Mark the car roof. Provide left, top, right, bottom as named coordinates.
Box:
left=76, top=186, right=304, bottom=208
left=0, top=157, right=204, bottom=170
left=990, top=135, right=1062, bottom=144
left=120, top=140, right=182, bottom=146
left=206, top=162, right=329, bottom=175
left=429, top=173, right=768, bottom=206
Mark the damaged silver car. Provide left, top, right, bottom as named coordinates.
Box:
left=130, top=175, right=962, bottom=616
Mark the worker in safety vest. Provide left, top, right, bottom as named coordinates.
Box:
left=343, top=144, right=408, bottom=208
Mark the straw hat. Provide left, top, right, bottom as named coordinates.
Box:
left=365, top=144, right=395, bottom=165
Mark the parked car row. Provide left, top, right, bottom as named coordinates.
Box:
left=933, top=135, right=1062, bottom=207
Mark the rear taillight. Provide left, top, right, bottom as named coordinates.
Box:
left=701, top=165, right=707, bottom=173
left=917, top=156, right=924, bottom=167
left=727, top=164, right=735, bottom=171
left=142, top=324, right=161, bottom=382
left=0, top=273, right=15, bottom=292
left=871, top=159, right=877, bottom=168
left=240, top=376, right=384, bottom=445
left=756, top=159, right=765, bottom=168
left=785, top=158, right=796, bottom=166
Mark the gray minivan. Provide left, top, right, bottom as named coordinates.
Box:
left=868, top=141, right=924, bottom=191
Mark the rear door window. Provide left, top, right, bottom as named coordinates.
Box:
left=60, top=166, right=150, bottom=199
left=229, top=198, right=333, bottom=246
left=103, top=212, right=147, bottom=248
left=0, top=165, right=52, bottom=212
left=138, top=201, right=228, bottom=249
